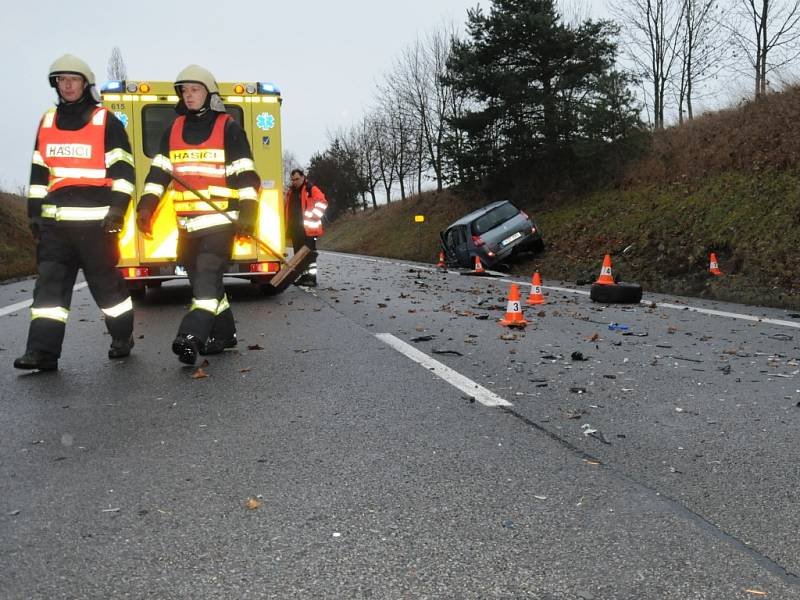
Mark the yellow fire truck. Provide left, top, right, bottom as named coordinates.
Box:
left=100, top=79, right=285, bottom=296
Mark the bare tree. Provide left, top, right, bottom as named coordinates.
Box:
left=611, top=0, right=687, bottom=129
left=282, top=149, right=301, bottom=190
left=675, top=0, right=728, bottom=121
left=726, top=0, right=800, bottom=97
left=372, top=114, right=397, bottom=204
left=107, top=46, right=127, bottom=81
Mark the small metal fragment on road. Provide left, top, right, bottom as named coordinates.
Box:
left=410, top=335, right=435, bottom=342
left=432, top=349, right=463, bottom=356
left=247, top=344, right=264, bottom=350
left=743, top=590, right=767, bottom=596
left=500, top=333, right=517, bottom=341
left=571, top=351, right=589, bottom=361
left=101, top=507, right=121, bottom=513
left=501, top=520, right=517, bottom=529
left=770, top=333, right=793, bottom=341
left=8, top=510, right=20, bottom=516
left=622, top=331, right=648, bottom=337
left=570, top=387, right=587, bottom=394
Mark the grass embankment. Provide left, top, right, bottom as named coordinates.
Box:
left=323, top=86, right=800, bottom=310
left=0, top=192, right=35, bottom=281
left=321, top=170, right=800, bottom=310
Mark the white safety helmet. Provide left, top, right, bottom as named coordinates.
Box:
left=174, top=64, right=225, bottom=112
left=48, top=54, right=100, bottom=102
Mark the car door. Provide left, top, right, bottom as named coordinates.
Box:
left=448, top=226, right=470, bottom=267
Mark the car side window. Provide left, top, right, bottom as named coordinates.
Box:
left=454, top=227, right=467, bottom=245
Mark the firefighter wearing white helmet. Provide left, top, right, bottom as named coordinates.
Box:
left=14, top=54, right=136, bottom=371
left=136, top=65, right=261, bottom=365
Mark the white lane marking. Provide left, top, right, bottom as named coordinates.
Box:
left=327, top=252, right=800, bottom=330
left=376, top=333, right=512, bottom=407
left=0, top=282, right=88, bottom=318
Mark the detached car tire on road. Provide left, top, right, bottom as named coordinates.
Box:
left=590, top=282, right=643, bottom=304
left=440, top=200, right=544, bottom=269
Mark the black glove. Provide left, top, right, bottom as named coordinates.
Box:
left=29, top=218, right=42, bottom=242
left=237, top=200, right=258, bottom=237
left=136, top=208, right=154, bottom=236
left=101, top=208, right=126, bottom=234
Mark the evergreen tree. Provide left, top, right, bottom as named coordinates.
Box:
left=444, top=0, right=643, bottom=193
left=307, top=140, right=364, bottom=221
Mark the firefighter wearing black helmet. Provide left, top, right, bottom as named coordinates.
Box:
left=13, top=54, right=136, bottom=372
left=136, top=65, right=261, bottom=365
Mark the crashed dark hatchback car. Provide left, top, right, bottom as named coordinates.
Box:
left=440, top=200, right=544, bottom=269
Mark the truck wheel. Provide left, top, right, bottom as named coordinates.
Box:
left=590, top=282, right=643, bottom=304
left=258, top=283, right=280, bottom=296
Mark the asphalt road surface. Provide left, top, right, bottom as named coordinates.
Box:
left=2, top=251, right=800, bottom=599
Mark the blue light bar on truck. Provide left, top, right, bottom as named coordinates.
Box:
left=102, top=80, right=125, bottom=92
left=258, top=82, right=280, bottom=94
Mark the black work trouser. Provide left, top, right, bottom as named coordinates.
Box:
left=176, top=227, right=236, bottom=343
left=26, top=225, right=133, bottom=357
left=289, top=221, right=318, bottom=271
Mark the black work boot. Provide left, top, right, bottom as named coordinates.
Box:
left=108, top=337, right=134, bottom=359
left=295, top=272, right=317, bottom=287
left=172, top=334, right=199, bottom=365
left=13, top=351, right=58, bottom=371
left=200, top=335, right=238, bottom=356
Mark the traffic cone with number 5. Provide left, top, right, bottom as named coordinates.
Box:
left=499, top=283, right=528, bottom=328
left=526, top=272, right=546, bottom=305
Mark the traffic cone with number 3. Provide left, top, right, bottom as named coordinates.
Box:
left=499, top=283, right=528, bottom=328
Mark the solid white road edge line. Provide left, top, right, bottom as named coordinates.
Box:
left=376, top=333, right=513, bottom=408
left=0, top=282, right=88, bottom=318
left=327, top=251, right=800, bottom=330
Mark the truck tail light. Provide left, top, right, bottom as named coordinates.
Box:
left=471, top=235, right=485, bottom=247
left=120, top=267, right=149, bottom=278
left=249, top=262, right=280, bottom=274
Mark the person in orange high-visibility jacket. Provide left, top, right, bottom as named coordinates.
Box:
left=14, top=54, right=136, bottom=372
left=285, top=168, right=327, bottom=286
left=136, top=65, right=260, bottom=366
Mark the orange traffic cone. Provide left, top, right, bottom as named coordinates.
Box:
left=708, top=253, right=723, bottom=276
left=473, top=255, right=485, bottom=274
left=499, top=283, right=528, bottom=328
left=526, top=272, right=546, bottom=305
left=436, top=250, right=446, bottom=268
left=595, top=254, right=615, bottom=285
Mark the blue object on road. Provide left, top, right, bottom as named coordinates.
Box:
left=608, top=323, right=629, bottom=331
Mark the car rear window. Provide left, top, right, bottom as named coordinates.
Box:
left=141, top=104, right=245, bottom=158
left=472, top=203, right=520, bottom=235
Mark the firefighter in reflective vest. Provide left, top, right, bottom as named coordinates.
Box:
left=285, top=168, right=327, bottom=286
left=13, top=54, right=136, bottom=371
left=136, top=65, right=260, bottom=365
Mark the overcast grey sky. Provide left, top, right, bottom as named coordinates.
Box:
left=1, top=0, right=611, bottom=191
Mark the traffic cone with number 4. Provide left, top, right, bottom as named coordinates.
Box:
left=499, top=283, right=528, bottom=328
left=595, top=254, right=615, bottom=285
left=526, top=272, right=546, bottom=305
